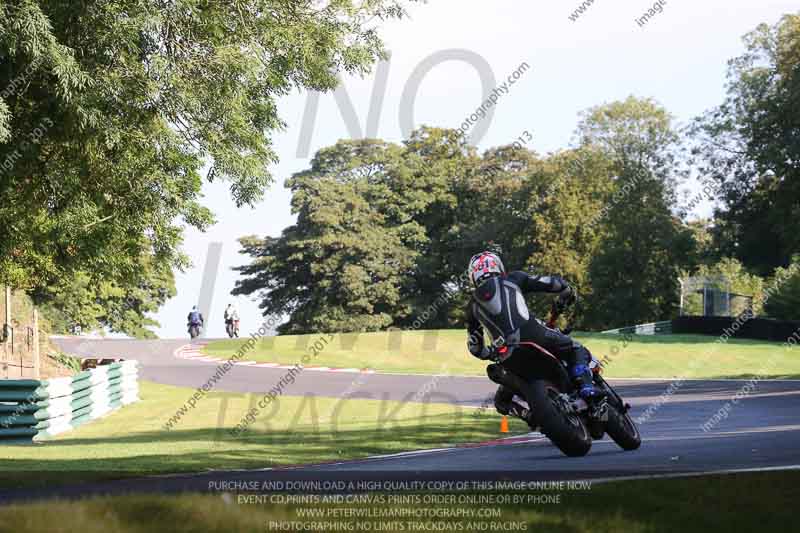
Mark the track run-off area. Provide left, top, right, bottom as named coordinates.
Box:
left=6, top=336, right=797, bottom=501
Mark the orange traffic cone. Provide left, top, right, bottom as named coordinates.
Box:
left=500, top=415, right=509, bottom=433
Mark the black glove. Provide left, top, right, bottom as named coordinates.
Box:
left=474, top=347, right=494, bottom=361
left=557, top=285, right=577, bottom=311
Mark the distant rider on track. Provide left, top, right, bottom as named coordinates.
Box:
left=187, top=306, right=204, bottom=338
left=224, top=303, right=240, bottom=338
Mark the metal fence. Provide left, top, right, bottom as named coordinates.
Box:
left=0, top=287, right=40, bottom=379
left=679, top=276, right=754, bottom=318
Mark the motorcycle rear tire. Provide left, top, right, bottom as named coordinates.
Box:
left=529, top=380, right=592, bottom=457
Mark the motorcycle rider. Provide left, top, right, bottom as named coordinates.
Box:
left=465, top=251, right=605, bottom=422
left=187, top=305, right=204, bottom=334
left=224, top=303, right=240, bottom=338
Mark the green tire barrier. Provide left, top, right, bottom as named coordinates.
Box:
left=0, top=360, right=139, bottom=444
left=601, top=320, right=673, bottom=335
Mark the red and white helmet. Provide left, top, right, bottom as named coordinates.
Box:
left=468, top=251, right=505, bottom=288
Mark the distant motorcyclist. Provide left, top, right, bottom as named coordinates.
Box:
left=187, top=306, right=204, bottom=338
left=465, top=251, right=605, bottom=420
left=224, top=303, right=240, bottom=338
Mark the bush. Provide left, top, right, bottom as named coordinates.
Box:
left=764, top=256, right=800, bottom=321
left=46, top=351, right=82, bottom=374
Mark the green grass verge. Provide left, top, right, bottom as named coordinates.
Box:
left=0, top=472, right=796, bottom=532
left=205, top=330, right=800, bottom=379
left=0, top=380, right=522, bottom=489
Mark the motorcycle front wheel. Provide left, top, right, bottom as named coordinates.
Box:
left=597, top=378, right=641, bottom=451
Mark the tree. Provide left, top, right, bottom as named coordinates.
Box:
left=0, top=0, right=415, bottom=318
left=683, top=219, right=721, bottom=270
left=399, top=127, right=477, bottom=327
left=690, top=13, right=800, bottom=275
left=35, top=249, right=175, bottom=338
left=455, top=143, right=540, bottom=269
left=233, top=129, right=488, bottom=333
left=234, top=109, right=696, bottom=333
left=579, top=97, right=693, bottom=329
left=454, top=144, right=615, bottom=323
left=233, top=139, right=424, bottom=333
left=764, top=256, right=800, bottom=320
left=524, top=147, right=614, bottom=319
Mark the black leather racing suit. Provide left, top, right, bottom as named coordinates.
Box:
left=466, top=271, right=594, bottom=416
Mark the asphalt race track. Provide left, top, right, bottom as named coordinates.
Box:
left=7, top=337, right=798, bottom=500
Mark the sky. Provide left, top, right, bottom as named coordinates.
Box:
left=150, top=0, right=799, bottom=339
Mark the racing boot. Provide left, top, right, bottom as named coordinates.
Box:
left=571, top=363, right=608, bottom=422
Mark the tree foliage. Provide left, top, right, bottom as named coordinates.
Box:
left=233, top=13, right=799, bottom=334
left=235, top=116, right=692, bottom=333
left=574, top=97, right=693, bottom=329
left=690, top=13, right=800, bottom=275
left=35, top=249, right=175, bottom=338
left=764, top=256, right=800, bottom=320
left=0, top=0, right=413, bottom=334
left=233, top=138, right=429, bottom=334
